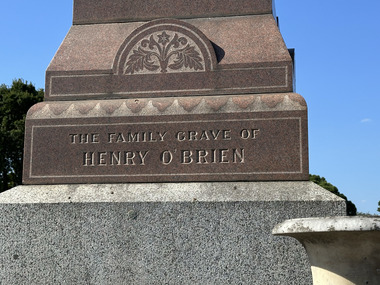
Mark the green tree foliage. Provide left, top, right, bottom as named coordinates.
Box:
left=378, top=201, right=380, bottom=213
left=0, top=79, right=43, bottom=192
left=310, top=174, right=357, bottom=216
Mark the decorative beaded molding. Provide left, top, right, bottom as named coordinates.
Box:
left=27, top=94, right=307, bottom=119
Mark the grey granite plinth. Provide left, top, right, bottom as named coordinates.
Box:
left=0, top=182, right=345, bottom=284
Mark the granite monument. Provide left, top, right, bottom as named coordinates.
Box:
left=0, top=1, right=346, bottom=284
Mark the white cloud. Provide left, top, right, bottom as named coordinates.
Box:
left=361, top=118, right=372, bottom=123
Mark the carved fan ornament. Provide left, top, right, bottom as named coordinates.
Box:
left=114, top=19, right=217, bottom=76
left=124, top=31, right=204, bottom=75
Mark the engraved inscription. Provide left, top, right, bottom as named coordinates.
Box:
left=176, top=130, right=231, bottom=141
left=180, top=148, right=245, bottom=164
left=240, top=129, right=260, bottom=139
left=108, top=131, right=167, bottom=143
left=83, top=151, right=149, bottom=166
left=124, top=31, right=204, bottom=75
left=76, top=128, right=250, bottom=168
left=26, top=116, right=305, bottom=183
left=70, top=133, right=100, bottom=144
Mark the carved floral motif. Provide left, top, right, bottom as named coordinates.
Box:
left=124, top=31, right=204, bottom=75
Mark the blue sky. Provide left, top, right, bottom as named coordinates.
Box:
left=1, top=1, right=379, bottom=214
